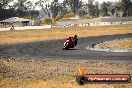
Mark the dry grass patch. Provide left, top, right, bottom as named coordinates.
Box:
left=119, top=39, right=132, bottom=48
left=0, top=24, right=132, bottom=45
left=95, top=38, right=132, bottom=49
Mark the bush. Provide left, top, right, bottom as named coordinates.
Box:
left=43, top=18, right=52, bottom=24
left=77, top=10, right=87, bottom=17
left=63, top=12, right=75, bottom=18
left=84, top=15, right=93, bottom=19
left=55, top=16, right=62, bottom=21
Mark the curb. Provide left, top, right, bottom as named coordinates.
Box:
left=87, top=46, right=132, bottom=52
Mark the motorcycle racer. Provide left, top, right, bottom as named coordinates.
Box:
left=63, top=35, right=78, bottom=50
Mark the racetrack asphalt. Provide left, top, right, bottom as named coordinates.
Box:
left=0, top=33, right=132, bottom=63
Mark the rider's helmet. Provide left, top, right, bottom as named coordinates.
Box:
left=69, top=37, right=72, bottom=39
left=74, top=35, right=77, bottom=39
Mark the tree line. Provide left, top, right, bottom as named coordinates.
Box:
left=0, top=0, right=132, bottom=21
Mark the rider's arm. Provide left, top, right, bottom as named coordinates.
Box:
left=66, top=40, right=69, bottom=43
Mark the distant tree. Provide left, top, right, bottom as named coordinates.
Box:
left=50, top=0, right=62, bottom=18
left=60, top=8, right=67, bottom=16
left=87, top=0, right=95, bottom=17
left=0, top=0, right=38, bottom=21
left=94, top=1, right=99, bottom=17
left=88, top=0, right=94, bottom=3
left=0, top=0, right=13, bottom=9
left=94, top=5, right=99, bottom=17
left=62, top=0, right=67, bottom=8
left=13, top=0, right=38, bottom=18
left=106, top=2, right=114, bottom=16
left=109, top=2, right=120, bottom=16
left=13, top=0, right=28, bottom=17
left=14, top=0, right=28, bottom=11
left=119, top=0, right=131, bottom=16
left=65, top=0, right=83, bottom=13
left=60, top=0, right=68, bottom=16
left=35, top=0, right=51, bottom=18
left=128, top=2, right=132, bottom=16
left=25, top=10, right=39, bottom=19
left=77, top=9, right=86, bottom=17
left=111, top=9, right=115, bottom=16
left=100, top=2, right=109, bottom=17
left=0, top=0, right=14, bottom=20
left=113, top=5, right=120, bottom=17
left=25, top=1, right=34, bottom=11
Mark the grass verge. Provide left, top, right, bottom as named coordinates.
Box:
left=0, top=24, right=132, bottom=45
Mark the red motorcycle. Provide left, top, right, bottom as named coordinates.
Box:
left=63, top=35, right=78, bottom=50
